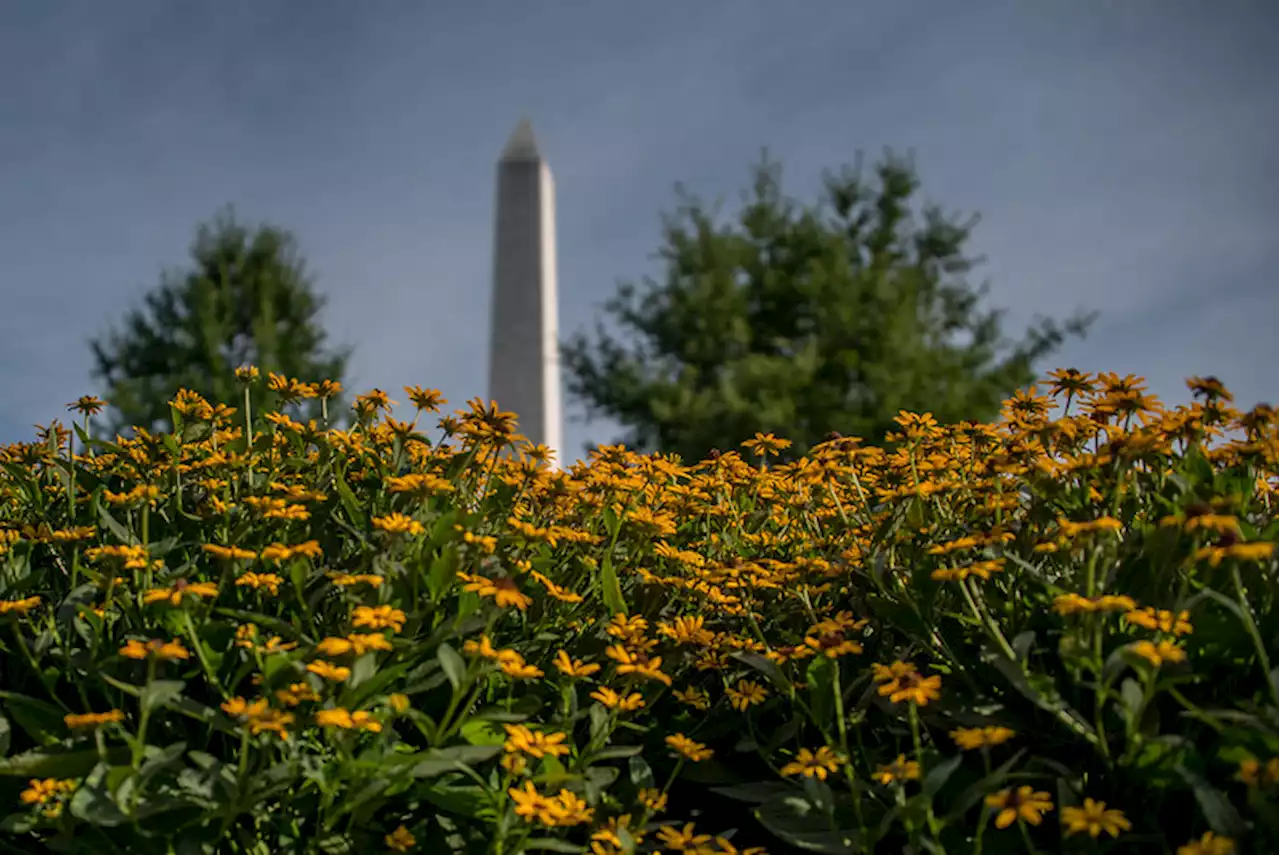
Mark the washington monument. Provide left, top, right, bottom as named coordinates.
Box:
left=487, top=118, right=563, bottom=464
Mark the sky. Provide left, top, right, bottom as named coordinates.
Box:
left=1, top=1, right=1276, bottom=462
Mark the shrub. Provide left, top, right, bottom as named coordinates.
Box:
left=0, top=372, right=1275, bottom=854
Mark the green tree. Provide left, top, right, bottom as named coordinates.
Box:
left=562, top=152, right=1096, bottom=462
left=90, top=208, right=350, bottom=434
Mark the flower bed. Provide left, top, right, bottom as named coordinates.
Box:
left=0, top=372, right=1275, bottom=854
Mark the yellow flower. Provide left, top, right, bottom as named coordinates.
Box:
left=673, top=686, right=711, bottom=711
left=1235, top=755, right=1279, bottom=787
left=307, top=660, right=352, bottom=682
left=742, top=432, right=792, bottom=457
left=385, top=824, right=416, bottom=852
left=725, top=679, right=769, bottom=711
left=203, top=544, right=257, bottom=561
left=119, top=638, right=190, bottom=661
left=20, top=778, right=77, bottom=806
left=499, top=657, right=545, bottom=680
left=1125, top=607, right=1193, bottom=636
left=235, top=572, right=283, bottom=595
left=637, top=787, right=668, bottom=813
left=64, top=710, right=125, bottom=730
left=142, top=579, right=219, bottom=607
left=315, top=707, right=382, bottom=733
left=553, top=650, right=601, bottom=678
left=388, top=693, right=410, bottom=714
left=1130, top=639, right=1186, bottom=667
left=604, top=645, right=672, bottom=685
left=458, top=572, right=533, bottom=610
left=502, top=724, right=571, bottom=758
left=950, top=726, right=1015, bottom=751
left=873, top=754, right=921, bottom=785
left=372, top=513, right=425, bottom=536
left=219, top=697, right=295, bottom=739
left=1052, top=594, right=1137, bottom=616
left=780, top=747, right=845, bottom=780
left=1177, top=832, right=1236, bottom=855
left=655, top=824, right=713, bottom=851
left=275, top=683, right=321, bottom=707
left=590, top=686, right=646, bottom=712
left=0, top=596, right=42, bottom=617
left=352, top=605, right=407, bottom=633
left=985, top=786, right=1054, bottom=829
left=665, top=733, right=713, bottom=762
left=1061, top=798, right=1132, bottom=839
left=871, top=661, right=942, bottom=706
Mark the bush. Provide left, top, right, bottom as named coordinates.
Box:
left=0, top=371, right=1275, bottom=854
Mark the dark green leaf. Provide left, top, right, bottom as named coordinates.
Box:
left=409, top=746, right=501, bottom=778
left=437, top=642, right=465, bottom=691
left=141, top=680, right=185, bottom=714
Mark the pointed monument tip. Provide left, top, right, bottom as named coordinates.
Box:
left=501, top=117, right=541, bottom=161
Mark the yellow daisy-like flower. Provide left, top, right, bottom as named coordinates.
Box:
left=1061, top=798, right=1132, bottom=839
left=1130, top=639, right=1186, bottom=667
left=553, top=650, right=601, bottom=678
left=314, top=707, right=382, bottom=733
left=725, top=679, right=769, bottom=711
left=873, top=754, right=921, bottom=785
left=1176, top=831, right=1236, bottom=855
left=665, top=733, right=713, bottom=762
left=384, top=824, right=416, bottom=852
left=119, top=638, right=190, bottom=661
left=780, top=747, right=844, bottom=780
left=985, top=786, right=1054, bottom=829
left=950, top=726, right=1015, bottom=751
left=372, top=512, right=425, bottom=536
left=457, top=572, right=534, bottom=610
left=589, top=686, right=646, bottom=712
left=64, top=710, right=125, bottom=730
left=307, top=660, right=352, bottom=682
left=351, top=605, right=407, bottom=633
left=142, top=579, right=219, bottom=607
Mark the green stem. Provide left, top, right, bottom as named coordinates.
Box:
left=1232, top=565, right=1278, bottom=705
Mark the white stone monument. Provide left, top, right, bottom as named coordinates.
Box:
left=487, top=118, right=563, bottom=465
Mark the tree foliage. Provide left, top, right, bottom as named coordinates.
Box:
left=90, top=208, right=350, bottom=434
left=563, top=152, right=1096, bottom=461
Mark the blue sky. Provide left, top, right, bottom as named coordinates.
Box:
left=1, top=1, right=1275, bottom=461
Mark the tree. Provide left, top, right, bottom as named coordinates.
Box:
left=562, top=152, right=1096, bottom=462
left=90, top=208, right=350, bottom=434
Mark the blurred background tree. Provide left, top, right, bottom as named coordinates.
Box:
left=563, top=152, right=1096, bottom=462
left=89, top=207, right=350, bottom=435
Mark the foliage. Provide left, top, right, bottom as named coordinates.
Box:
left=0, top=370, right=1276, bottom=854
left=88, top=208, right=350, bottom=436
left=562, top=153, right=1096, bottom=462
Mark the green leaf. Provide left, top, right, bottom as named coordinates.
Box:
left=732, top=651, right=792, bottom=695
left=69, top=764, right=130, bottom=827
left=711, top=781, right=799, bottom=804
left=1176, top=764, right=1247, bottom=838
left=0, top=712, right=9, bottom=756
left=628, top=755, right=654, bottom=789
left=420, top=783, right=491, bottom=819
left=921, top=754, right=963, bottom=798
left=806, top=657, right=836, bottom=731
left=590, top=744, right=644, bottom=761
left=334, top=472, right=369, bottom=530
left=754, top=793, right=860, bottom=854
left=944, top=749, right=1026, bottom=823
left=427, top=545, right=459, bottom=600
left=408, top=746, right=501, bottom=779
left=0, top=746, right=130, bottom=778
left=599, top=552, right=626, bottom=617
left=0, top=691, right=66, bottom=746
left=437, top=642, right=466, bottom=691
left=523, top=839, right=584, bottom=853
left=95, top=499, right=135, bottom=545
left=459, top=719, right=507, bottom=747
left=141, top=680, right=185, bottom=715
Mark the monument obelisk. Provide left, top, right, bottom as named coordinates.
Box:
left=487, top=118, right=563, bottom=464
